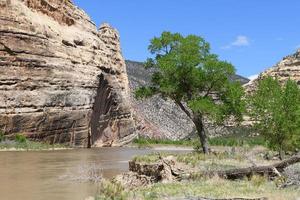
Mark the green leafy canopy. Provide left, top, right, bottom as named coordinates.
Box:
left=135, top=31, right=245, bottom=124
left=248, top=77, right=300, bottom=154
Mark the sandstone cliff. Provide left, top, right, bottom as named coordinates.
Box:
left=126, top=60, right=250, bottom=140
left=0, top=0, right=135, bottom=146
left=245, top=49, right=300, bottom=92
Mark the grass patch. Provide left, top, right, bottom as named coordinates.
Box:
left=96, top=176, right=299, bottom=200
left=133, top=150, right=251, bottom=169
left=133, top=131, right=267, bottom=149
left=0, top=134, right=68, bottom=151
left=96, top=180, right=128, bottom=200
left=133, top=176, right=299, bottom=200
left=208, top=134, right=266, bottom=147
left=132, top=137, right=199, bottom=148
left=133, top=152, right=172, bottom=163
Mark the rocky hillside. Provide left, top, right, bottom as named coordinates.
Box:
left=126, top=60, right=250, bottom=140
left=0, top=0, right=135, bottom=147
left=245, top=49, right=300, bottom=92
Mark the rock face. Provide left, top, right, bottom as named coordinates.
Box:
left=0, top=0, right=135, bottom=146
left=245, top=49, right=300, bottom=92
left=126, top=60, right=250, bottom=140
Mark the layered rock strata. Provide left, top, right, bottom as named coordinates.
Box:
left=245, top=49, right=300, bottom=92
left=0, top=0, right=135, bottom=146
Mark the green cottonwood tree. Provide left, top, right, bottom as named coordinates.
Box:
left=135, top=32, right=245, bottom=153
left=249, top=77, right=300, bottom=159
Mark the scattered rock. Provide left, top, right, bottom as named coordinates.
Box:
left=282, top=163, right=300, bottom=188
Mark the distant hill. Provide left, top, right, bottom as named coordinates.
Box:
left=245, top=49, right=300, bottom=93
left=126, top=60, right=250, bottom=88
left=126, top=60, right=250, bottom=140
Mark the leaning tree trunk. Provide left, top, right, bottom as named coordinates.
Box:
left=193, top=114, right=209, bottom=154
left=174, top=101, right=209, bottom=154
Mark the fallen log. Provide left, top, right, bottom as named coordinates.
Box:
left=213, top=154, right=300, bottom=180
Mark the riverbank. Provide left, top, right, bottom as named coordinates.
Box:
left=0, top=147, right=193, bottom=200
left=131, top=132, right=267, bottom=149
left=0, top=135, right=70, bottom=151
left=0, top=146, right=72, bottom=152
left=95, top=147, right=300, bottom=200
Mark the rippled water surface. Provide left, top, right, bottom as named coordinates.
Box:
left=0, top=147, right=189, bottom=200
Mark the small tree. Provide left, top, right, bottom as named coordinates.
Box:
left=135, top=32, right=245, bottom=153
left=249, top=77, right=300, bottom=159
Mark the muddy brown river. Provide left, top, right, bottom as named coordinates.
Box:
left=0, top=147, right=190, bottom=200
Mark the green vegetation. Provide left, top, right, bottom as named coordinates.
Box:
left=0, top=133, right=67, bottom=151
left=96, top=176, right=299, bottom=200
left=96, top=149, right=299, bottom=200
left=132, top=176, right=299, bottom=200
left=133, top=150, right=254, bottom=169
left=132, top=137, right=199, bottom=147
left=208, top=133, right=266, bottom=147
left=248, top=77, right=300, bottom=159
left=15, top=134, right=27, bottom=143
left=133, top=132, right=266, bottom=149
left=96, top=180, right=128, bottom=200
left=135, top=31, right=245, bottom=153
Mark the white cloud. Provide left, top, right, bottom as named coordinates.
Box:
left=248, top=74, right=259, bottom=81
left=296, top=44, right=300, bottom=49
left=232, top=36, right=250, bottom=46
left=221, top=35, right=250, bottom=49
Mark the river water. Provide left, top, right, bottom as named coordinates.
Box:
left=0, top=147, right=190, bottom=200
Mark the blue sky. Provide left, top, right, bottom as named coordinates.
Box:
left=73, top=0, right=300, bottom=78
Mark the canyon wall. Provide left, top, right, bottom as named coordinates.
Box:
left=245, top=49, right=300, bottom=92
left=0, top=0, right=135, bottom=146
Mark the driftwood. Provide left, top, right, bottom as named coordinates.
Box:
left=212, top=154, right=300, bottom=180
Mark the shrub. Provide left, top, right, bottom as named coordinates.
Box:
left=15, top=134, right=27, bottom=143
left=250, top=175, right=267, bottom=187
left=96, top=180, right=128, bottom=200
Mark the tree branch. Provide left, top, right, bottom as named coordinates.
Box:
left=204, top=79, right=217, bottom=97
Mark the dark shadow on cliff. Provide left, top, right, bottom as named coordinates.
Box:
left=90, top=73, right=113, bottom=146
